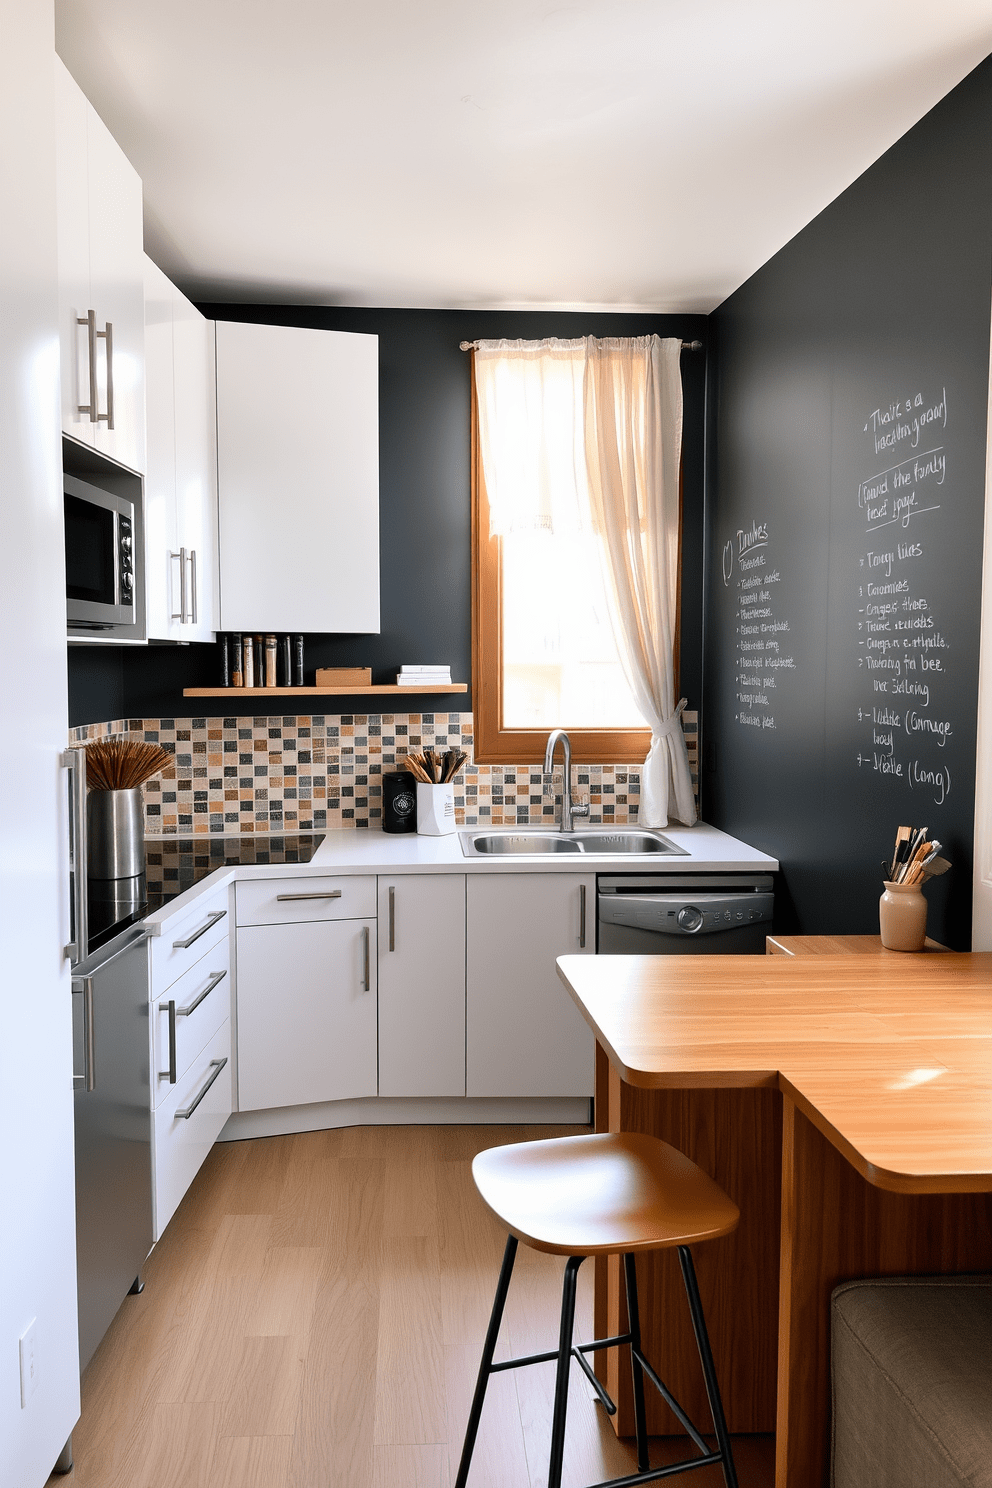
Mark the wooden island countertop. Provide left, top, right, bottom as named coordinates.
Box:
left=555, top=951, right=992, bottom=1488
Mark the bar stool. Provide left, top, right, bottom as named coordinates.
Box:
left=454, top=1131, right=740, bottom=1488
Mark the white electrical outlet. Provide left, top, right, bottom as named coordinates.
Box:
left=19, top=1319, right=38, bottom=1406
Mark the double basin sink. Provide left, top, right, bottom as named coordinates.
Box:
left=459, top=829, right=688, bottom=858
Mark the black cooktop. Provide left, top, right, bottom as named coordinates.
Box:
left=87, top=833, right=325, bottom=953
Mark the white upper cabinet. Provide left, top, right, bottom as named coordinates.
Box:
left=215, top=320, right=380, bottom=633
left=55, top=59, right=145, bottom=474
left=143, top=256, right=219, bottom=641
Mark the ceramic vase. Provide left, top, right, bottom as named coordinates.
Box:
left=879, top=879, right=927, bottom=952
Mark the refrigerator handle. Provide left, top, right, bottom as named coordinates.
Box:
left=63, top=748, right=88, bottom=963
left=71, top=975, right=96, bottom=1092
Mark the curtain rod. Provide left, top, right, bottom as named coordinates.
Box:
left=459, top=338, right=703, bottom=352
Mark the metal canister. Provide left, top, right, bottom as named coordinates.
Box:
left=87, top=788, right=145, bottom=879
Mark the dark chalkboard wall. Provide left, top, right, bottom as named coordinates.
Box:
left=706, top=56, right=992, bottom=949
left=69, top=308, right=707, bottom=726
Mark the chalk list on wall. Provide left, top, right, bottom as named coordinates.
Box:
left=722, top=521, right=796, bottom=733
left=854, top=383, right=951, bottom=804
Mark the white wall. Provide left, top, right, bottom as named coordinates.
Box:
left=0, top=1, right=81, bottom=1482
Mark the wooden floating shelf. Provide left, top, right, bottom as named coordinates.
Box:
left=182, top=684, right=468, bottom=698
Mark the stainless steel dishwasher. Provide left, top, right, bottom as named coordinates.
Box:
left=597, top=873, right=775, bottom=954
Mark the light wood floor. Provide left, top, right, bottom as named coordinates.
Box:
left=53, top=1125, right=773, bottom=1487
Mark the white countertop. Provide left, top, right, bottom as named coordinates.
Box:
left=142, top=821, right=777, bottom=933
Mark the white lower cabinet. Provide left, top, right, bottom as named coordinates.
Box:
left=148, top=889, right=233, bottom=1241
left=236, top=918, right=378, bottom=1110
left=152, top=1019, right=232, bottom=1239
left=466, top=873, right=596, bottom=1098
left=377, top=875, right=466, bottom=1097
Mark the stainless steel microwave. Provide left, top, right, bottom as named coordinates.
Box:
left=65, top=472, right=142, bottom=638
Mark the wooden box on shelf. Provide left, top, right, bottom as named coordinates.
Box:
left=315, top=667, right=372, bottom=687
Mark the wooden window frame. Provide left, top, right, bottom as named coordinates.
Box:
left=470, top=354, right=681, bottom=766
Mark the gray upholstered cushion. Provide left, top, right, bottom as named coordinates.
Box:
left=832, top=1275, right=992, bottom=1488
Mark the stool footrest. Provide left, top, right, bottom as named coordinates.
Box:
left=489, top=1332, right=633, bottom=1375
left=585, top=1451, right=724, bottom=1488
left=632, top=1347, right=709, bottom=1455
left=571, top=1344, right=618, bottom=1415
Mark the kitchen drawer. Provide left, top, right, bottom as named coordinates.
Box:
left=152, top=933, right=231, bottom=1108
left=151, top=884, right=230, bottom=993
left=152, top=1018, right=232, bottom=1241
left=236, top=874, right=375, bottom=926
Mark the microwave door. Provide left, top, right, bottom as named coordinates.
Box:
left=64, top=474, right=135, bottom=629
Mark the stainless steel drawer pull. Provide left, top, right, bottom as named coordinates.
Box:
left=362, top=925, right=370, bottom=990
left=388, top=886, right=395, bottom=951
left=579, top=883, right=587, bottom=949
left=172, top=908, right=227, bottom=948
left=189, top=548, right=198, bottom=625
left=160, top=999, right=178, bottom=1083
left=176, top=1058, right=228, bottom=1120
left=176, top=968, right=227, bottom=1017
left=71, top=975, right=96, bottom=1092
left=275, top=890, right=343, bottom=901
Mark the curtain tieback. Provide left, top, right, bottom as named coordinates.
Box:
left=654, top=698, right=687, bottom=741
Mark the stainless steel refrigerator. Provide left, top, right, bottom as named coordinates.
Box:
left=70, top=902, right=153, bottom=1373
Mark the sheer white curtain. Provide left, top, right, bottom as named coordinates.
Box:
left=583, top=336, right=695, bottom=827
left=474, top=335, right=695, bottom=827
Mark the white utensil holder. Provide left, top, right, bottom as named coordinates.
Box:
left=416, top=782, right=456, bottom=836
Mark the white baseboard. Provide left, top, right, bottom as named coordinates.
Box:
left=219, top=1095, right=593, bottom=1141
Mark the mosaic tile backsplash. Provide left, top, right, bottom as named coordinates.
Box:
left=70, top=712, right=698, bottom=836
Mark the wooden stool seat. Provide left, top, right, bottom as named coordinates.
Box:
left=455, top=1132, right=742, bottom=1488
left=472, top=1131, right=740, bottom=1256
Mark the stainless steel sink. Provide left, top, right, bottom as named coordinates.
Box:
left=572, top=831, right=688, bottom=856
left=462, top=833, right=582, bottom=855
left=459, top=829, right=688, bottom=858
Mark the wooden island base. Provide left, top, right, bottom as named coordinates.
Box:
left=563, top=949, right=992, bottom=1488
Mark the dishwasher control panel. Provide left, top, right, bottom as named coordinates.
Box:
left=597, top=874, right=775, bottom=953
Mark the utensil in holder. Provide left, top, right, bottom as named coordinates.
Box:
left=879, top=879, right=927, bottom=951
left=87, top=788, right=145, bottom=880
left=416, top=782, right=456, bottom=836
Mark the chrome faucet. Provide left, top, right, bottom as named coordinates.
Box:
left=543, top=728, right=589, bottom=834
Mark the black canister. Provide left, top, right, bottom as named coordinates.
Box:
left=382, top=771, right=417, bottom=833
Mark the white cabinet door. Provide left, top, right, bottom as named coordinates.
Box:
left=86, top=101, right=145, bottom=473
left=216, top=319, right=379, bottom=633
left=174, top=307, right=218, bottom=639
left=55, top=58, right=93, bottom=449
left=55, top=59, right=145, bottom=473
left=466, top=874, right=595, bottom=1098
left=144, top=256, right=219, bottom=640
left=237, top=918, right=378, bottom=1111
left=377, top=875, right=465, bottom=1097
left=143, top=256, right=178, bottom=639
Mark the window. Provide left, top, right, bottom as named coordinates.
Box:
left=470, top=343, right=682, bottom=766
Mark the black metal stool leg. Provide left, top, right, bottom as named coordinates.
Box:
left=548, top=1256, right=584, bottom=1488
left=678, top=1246, right=739, bottom=1488
left=623, top=1253, right=650, bottom=1473
left=454, top=1233, right=518, bottom=1488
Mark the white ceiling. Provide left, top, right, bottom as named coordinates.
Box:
left=55, top=1, right=992, bottom=313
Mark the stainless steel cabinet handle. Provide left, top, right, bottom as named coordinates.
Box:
left=172, top=908, right=226, bottom=949
left=189, top=548, right=197, bottom=625
left=72, top=976, right=96, bottom=1092
left=170, top=551, right=186, bottom=622
left=276, top=890, right=342, bottom=901
left=98, top=319, right=114, bottom=429
left=176, top=1057, right=228, bottom=1120
left=62, top=748, right=88, bottom=962
left=77, top=309, right=98, bottom=421
left=388, top=886, right=395, bottom=951
left=160, top=998, right=178, bottom=1083
left=159, top=968, right=227, bottom=1083
left=362, top=926, right=370, bottom=990
left=579, top=883, right=587, bottom=949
